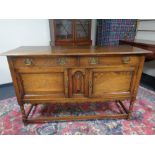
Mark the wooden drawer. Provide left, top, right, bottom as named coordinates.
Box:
left=12, top=56, right=77, bottom=68
left=80, top=56, right=140, bottom=66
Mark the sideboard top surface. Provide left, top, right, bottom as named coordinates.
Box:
left=2, top=45, right=152, bottom=56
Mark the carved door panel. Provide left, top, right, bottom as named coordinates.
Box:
left=69, top=69, right=89, bottom=98
left=88, top=67, right=137, bottom=99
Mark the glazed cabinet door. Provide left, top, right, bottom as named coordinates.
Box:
left=54, top=19, right=74, bottom=45
left=16, top=68, right=68, bottom=99
left=88, top=67, right=137, bottom=99
left=75, top=19, right=91, bottom=41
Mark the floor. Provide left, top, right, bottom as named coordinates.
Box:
left=140, top=73, right=155, bottom=92
left=0, top=85, right=155, bottom=134
left=0, top=73, right=155, bottom=100
left=0, top=83, right=15, bottom=100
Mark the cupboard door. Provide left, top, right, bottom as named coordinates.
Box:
left=69, top=69, right=89, bottom=98
left=88, top=67, right=137, bottom=98
left=53, top=19, right=92, bottom=45
left=54, top=19, right=73, bottom=42
left=16, top=68, right=68, bottom=98
left=75, top=19, right=91, bottom=41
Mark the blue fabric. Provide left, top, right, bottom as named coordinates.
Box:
left=96, top=19, right=137, bottom=46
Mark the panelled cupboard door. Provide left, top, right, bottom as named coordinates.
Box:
left=16, top=68, right=68, bottom=98
left=88, top=67, right=137, bottom=98
left=68, top=69, right=89, bottom=98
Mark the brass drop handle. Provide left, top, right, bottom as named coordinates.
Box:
left=89, top=57, right=98, bottom=65
left=57, top=57, right=66, bottom=65
left=122, top=57, right=130, bottom=64
left=24, top=58, right=33, bottom=66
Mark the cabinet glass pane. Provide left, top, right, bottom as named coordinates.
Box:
left=55, top=20, right=73, bottom=40
left=76, top=19, right=91, bottom=40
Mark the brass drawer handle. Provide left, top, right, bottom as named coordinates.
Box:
left=24, top=58, right=33, bottom=66
left=89, top=57, right=98, bottom=65
left=122, top=57, right=130, bottom=64
left=57, top=57, right=66, bottom=65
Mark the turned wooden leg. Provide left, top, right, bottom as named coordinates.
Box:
left=128, top=99, right=135, bottom=119
left=19, top=102, right=27, bottom=124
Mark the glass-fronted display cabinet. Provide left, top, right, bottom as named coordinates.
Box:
left=49, top=19, right=92, bottom=46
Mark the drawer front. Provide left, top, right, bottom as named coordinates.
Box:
left=80, top=56, right=140, bottom=66
left=13, top=56, right=77, bottom=68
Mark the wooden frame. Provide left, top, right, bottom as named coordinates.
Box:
left=9, top=63, right=142, bottom=124
left=120, top=39, right=155, bottom=61
left=3, top=46, right=151, bottom=125
left=51, top=19, right=92, bottom=46
left=20, top=100, right=130, bottom=124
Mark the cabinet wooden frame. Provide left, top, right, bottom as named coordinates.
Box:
left=9, top=64, right=140, bottom=123
left=52, top=19, right=92, bottom=46
left=3, top=45, right=152, bottom=124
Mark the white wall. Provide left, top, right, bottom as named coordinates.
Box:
left=91, top=19, right=97, bottom=46
left=135, top=20, right=155, bottom=77
left=0, top=19, right=50, bottom=84
left=0, top=19, right=97, bottom=85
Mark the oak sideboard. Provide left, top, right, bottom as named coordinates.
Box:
left=2, top=45, right=152, bottom=124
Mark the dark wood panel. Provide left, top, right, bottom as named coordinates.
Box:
left=120, top=39, right=155, bottom=61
